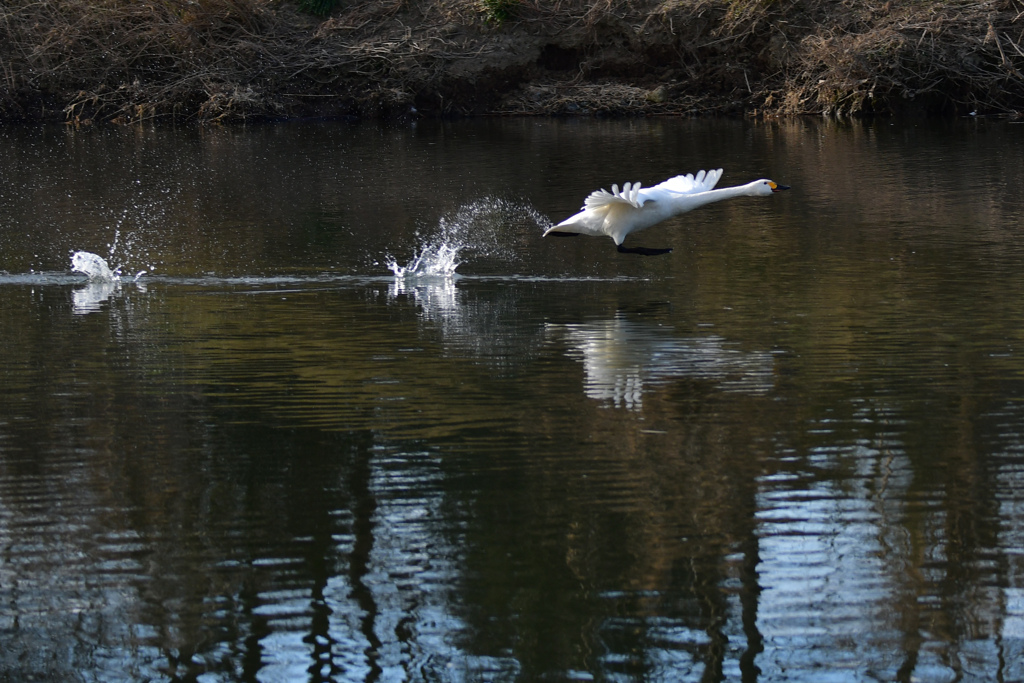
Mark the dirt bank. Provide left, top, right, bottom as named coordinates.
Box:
left=2, top=0, right=1023, bottom=124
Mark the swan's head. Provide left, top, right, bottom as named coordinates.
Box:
left=751, top=179, right=790, bottom=196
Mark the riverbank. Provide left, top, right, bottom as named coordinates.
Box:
left=2, top=0, right=1022, bottom=124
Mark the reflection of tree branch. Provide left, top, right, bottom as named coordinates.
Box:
left=349, top=440, right=383, bottom=682
left=304, top=457, right=344, bottom=680
left=737, top=534, right=763, bottom=682
left=240, top=581, right=271, bottom=680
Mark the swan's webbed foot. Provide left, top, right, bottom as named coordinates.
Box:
left=546, top=231, right=580, bottom=237
left=617, top=244, right=673, bottom=256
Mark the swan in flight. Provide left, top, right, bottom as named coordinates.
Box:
left=543, top=169, right=790, bottom=255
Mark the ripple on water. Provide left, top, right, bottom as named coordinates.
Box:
left=0, top=449, right=148, bottom=679
left=751, top=421, right=994, bottom=681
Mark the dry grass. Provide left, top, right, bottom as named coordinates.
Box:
left=1, top=0, right=302, bottom=122
left=1, top=0, right=1023, bottom=123
left=776, top=0, right=1024, bottom=116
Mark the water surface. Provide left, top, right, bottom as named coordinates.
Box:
left=2, top=118, right=1024, bottom=682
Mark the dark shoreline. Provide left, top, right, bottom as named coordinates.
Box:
left=3, top=0, right=1023, bottom=125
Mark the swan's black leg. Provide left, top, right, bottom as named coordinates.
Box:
left=546, top=232, right=580, bottom=237
left=617, top=245, right=673, bottom=256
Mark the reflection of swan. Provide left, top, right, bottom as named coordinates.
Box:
left=551, top=316, right=775, bottom=409
left=543, top=169, right=789, bottom=255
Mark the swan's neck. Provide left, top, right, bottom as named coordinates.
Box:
left=660, top=183, right=747, bottom=219
left=701, top=182, right=761, bottom=203
left=665, top=182, right=762, bottom=216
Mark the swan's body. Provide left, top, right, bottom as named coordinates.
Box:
left=544, top=169, right=789, bottom=254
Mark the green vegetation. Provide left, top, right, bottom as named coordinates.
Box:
left=480, top=0, right=518, bottom=23
left=0, top=0, right=1021, bottom=123
left=298, top=0, right=340, bottom=16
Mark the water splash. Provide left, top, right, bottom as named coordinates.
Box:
left=389, top=242, right=462, bottom=279
left=69, top=250, right=149, bottom=314
left=69, top=251, right=120, bottom=315
left=71, top=250, right=148, bottom=283
left=387, top=198, right=549, bottom=278
left=100, top=185, right=168, bottom=275
left=71, top=251, right=118, bottom=281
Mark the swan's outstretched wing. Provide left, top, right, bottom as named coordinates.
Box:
left=578, top=171, right=722, bottom=213
left=645, top=169, right=723, bottom=198
left=583, top=181, right=645, bottom=211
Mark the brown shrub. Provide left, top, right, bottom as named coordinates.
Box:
left=1, top=0, right=1022, bottom=122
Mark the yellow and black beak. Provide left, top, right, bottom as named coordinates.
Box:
left=769, top=181, right=791, bottom=192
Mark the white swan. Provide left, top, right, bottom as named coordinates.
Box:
left=543, top=169, right=790, bottom=255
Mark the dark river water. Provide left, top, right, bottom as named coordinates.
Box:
left=2, top=117, right=1024, bottom=682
